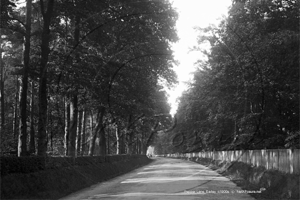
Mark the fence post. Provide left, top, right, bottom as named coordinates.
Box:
left=287, top=149, right=291, bottom=173
left=295, top=149, right=300, bottom=174
left=277, top=149, right=280, bottom=171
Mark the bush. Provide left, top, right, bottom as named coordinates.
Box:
left=0, top=156, right=45, bottom=176
left=0, top=155, right=152, bottom=199
left=184, top=157, right=299, bottom=200
left=0, top=155, right=131, bottom=176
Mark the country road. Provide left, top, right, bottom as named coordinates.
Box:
left=61, top=157, right=256, bottom=200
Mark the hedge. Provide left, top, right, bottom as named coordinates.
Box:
left=0, top=154, right=144, bottom=176
left=0, top=155, right=152, bottom=199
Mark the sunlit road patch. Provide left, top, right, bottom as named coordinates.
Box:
left=143, top=163, right=201, bottom=170
left=86, top=191, right=206, bottom=199
left=121, top=176, right=228, bottom=183
left=138, top=169, right=222, bottom=175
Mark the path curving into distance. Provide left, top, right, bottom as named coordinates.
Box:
left=61, top=157, right=256, bottom=200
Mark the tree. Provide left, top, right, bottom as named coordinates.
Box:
left=18, top=0, right=32, bottom=157
left=0, top=47, right=4, bottom=132
left=0, top=2, right=25, bottom=153
left=171, top=0, right=299, bottom=152
left=1, top=0, right=178, bottom=157
left=37, top=0, right=55, bottom=156
left=29, top=80, right=35, bottom=153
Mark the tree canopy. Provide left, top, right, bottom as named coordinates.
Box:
left=158, top=0, right=299, bottom=154
left=0, top=0, right=178, bottom=156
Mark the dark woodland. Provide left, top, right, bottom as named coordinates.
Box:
left=0, top=0, right=299, bottom=158
left=1, top=0, right=178, bottom=157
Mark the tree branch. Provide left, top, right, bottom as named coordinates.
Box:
left=146, top=114, right=177, bottom=147
left=107, top=53, right=171, bottom=109
left=10, top=16, right=26, bottom=29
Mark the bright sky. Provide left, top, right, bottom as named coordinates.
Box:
left=167, top=0, right=232, bottom=115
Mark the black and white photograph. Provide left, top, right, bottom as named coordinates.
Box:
left=0, top=0, right=299, bottom=199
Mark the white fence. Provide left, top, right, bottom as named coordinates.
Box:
left=164, top=149, right=300, bottom=174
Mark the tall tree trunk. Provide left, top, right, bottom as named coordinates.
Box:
left=64, top=98, right=70, bottom=155
left=68, top=94, right=78, bottom=157
left=107, top=127, right=110, bottom=154
left=81, top=108, right=86, bottom=156
left=133, top=138, right=137, bottom=154
left=88, top=112, right=97, bottom=156
left=0, top=49, right=5, bottom=133
left=18, top=0, right=32, bottom=157
left=125, top=115, right=132, bottom=154
left=29, top=81, right=35, bottom=153
left=68, top=10, right=81, bottom=157
left=115, top=126, right=126, bottom=154
left=136, top=139, right=140, bottom=154
left=141, top=132, right=145, bottom=154
left=87, top=111, right=93, bottom=154
left=37, top=0, right=54, bottom=156
left=126, top=132, right=134, bottom=154
left=88, top=107, right=105, bottom=156
left=115, top=126, right=120, bottom=154
left=13, top=76, right=20, bottom=139
left=120, top=129, right=125, bottom=154
left=98, top=123, right=106, bottom=156
left=76, top=110, right=83, bottom=155
left=124, top=114, right=144, bottom=154
left=48, top=107, right=53, bottom=151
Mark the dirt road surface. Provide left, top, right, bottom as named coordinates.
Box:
left=60, top=157, right=257, bottom=200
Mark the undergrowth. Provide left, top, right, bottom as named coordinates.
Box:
left=188, top=157, right=299, bottom=200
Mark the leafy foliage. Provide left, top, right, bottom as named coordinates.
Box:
left=164, top=0, right=299, bottom=153
left=0, top=0, right=178, bottom=156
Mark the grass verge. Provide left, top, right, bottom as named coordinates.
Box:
left=186, top=157, right=299, bottom=200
